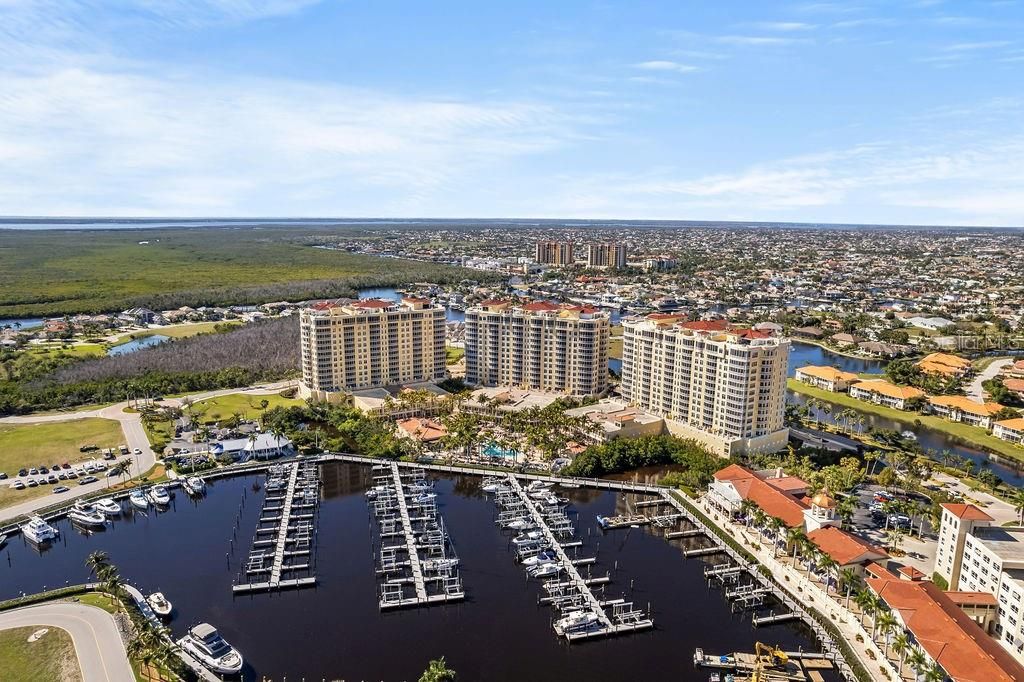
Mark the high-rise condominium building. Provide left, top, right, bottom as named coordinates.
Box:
left=586, top=243, right=627, bottom=269
left=620, top=316, right=789, bottom=456
left=535, top=241, right=575, bottom=265
left=299, top=297, right=446, bottom=401
left=464, top=300, right=609, bottom=396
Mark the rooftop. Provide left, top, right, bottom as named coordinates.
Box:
left=714, top=464, right=808, bottom=527
left=851, top=378, right=925, bottom=401
left=972, top=526, right=1024, bottom=563
left=796, top=365, right=860, bottom=382
left=807, top=526, right=888, bottom=566
left=942, top=503, right=994, bottom=522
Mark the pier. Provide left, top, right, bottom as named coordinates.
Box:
left=233, top=461, right=320, bottom=594
left=499, top=475, right=654, bottom=642
left=371, top=462, right=465, bottom=610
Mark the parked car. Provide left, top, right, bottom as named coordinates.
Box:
left=46, top=474, right=58, bottom=484
left=58, top=473, right=68, bottom=480
left=39, top=466, right=49, bottom=474
left=107, top=468, right=122, bottom=477
left=51, top=463, right=61, bottom=470
left=0, top=472, right=7, bottom=480
left=102, top=451, right=116, bottom=461
left=79, top=444, right=98, bottom=452
left=27, top=479, right=38, bottom=487
left=18, top=468, right=28, bottom=477
left=13, top=480, right=25, bottom=490
left=53, top=486, right=70, bottom=494
left=66, top=470, right=78, bottom=479
left=133, top=447, right=142, bottom=455
left=79, top=475, right=99, bottom=485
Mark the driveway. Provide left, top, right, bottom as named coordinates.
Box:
left=967, top=357, right=1012, bottom=401
left=0, top=380, right=295, bottom=523
left=0, top=602, right=134, bottom=682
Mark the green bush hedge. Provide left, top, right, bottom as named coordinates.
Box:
left=0, top=585, right=93, bottom=612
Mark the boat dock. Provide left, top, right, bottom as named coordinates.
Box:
left=694, top=646, right=834, bottom=681
left=371, top=462, right=465, bottom=610
left=233, top=461, right=319, bottom=594
left=499, top=475, right=653, bottom=642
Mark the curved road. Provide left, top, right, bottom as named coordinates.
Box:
left=0, top=602, right=134, bottom=682
left=967, top=357, right=1013, bottom=401
left=0, top=381, right=296, bottom=524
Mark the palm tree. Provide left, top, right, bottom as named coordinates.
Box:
left=816, top=554, right=839, bottom=593
left=786, top=526, right=807, bottom=563
left=420, top=657, right=457, bottom=682
left=85, top=550, right=110, bottom=580
left=892, top=633, right=910, bottom=676
left=907, top=648, right=928, bottom=681
left=864, top=450, right=881, bottom=477
left=838, top=568, right=858, bottom=609
left=924, top=663, right=946, bottom=682
left=853, top=588, right=876, bottom=628
left=1013, top=488, right=1024, bottom=525
left=876, top=611, right=898, bottom=655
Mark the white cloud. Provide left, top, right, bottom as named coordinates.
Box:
left=944, top=41, right=1013, bottom=51
left=715, top=35, right=806, bottom=46
left=750, top=22, right=816, bottom=31
left=632, top=60, right=699, bottom=73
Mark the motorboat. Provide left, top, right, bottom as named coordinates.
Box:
left=68, top=506, right=107, bottom=528
left=411, top=492, right=436, bottom=504
left=512, top=530, right=544, bottom=548
left=365, top=485, right=387, bottom=499
left=555, top=609, right=600, bottom=632
left=147, top=592, right=173, bottom=617
left=521, top=549, right=557, bottom=567
left=93, top=498, right=122, bottom=516
left=184, top=477, right=206, bottom=496
left=147, top=485, right=171, bottom=506
left=406, top=479, right=433, bottom=493
left=178, top=623, right=243, bottom=675
left=525, top=480, right=553, bottom=492
left=129, top=489, right=149, bottom=510
left=20, top=516, right=59, bottom=544
left=265, top=477, right=286, bottom=492
left=528, top=562, right=562, bottom=578
left=0, top=532, right=7, bottom=549
left=481, top=478, right=503, bottom=493
left=421, top=557, right=459, bottom=572
left=505, top=518, right=535, bottom=531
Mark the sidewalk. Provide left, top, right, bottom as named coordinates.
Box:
left=697, top=496, right=905, bottom=682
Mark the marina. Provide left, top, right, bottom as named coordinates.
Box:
left=0, top=460, right=839, bottom=681
left=232, top=461, right=320, bottom=594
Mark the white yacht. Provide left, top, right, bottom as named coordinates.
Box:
left=411, top=492, right=436, bottom=504
left=528, top=562, right=562, bottom=578
left=555, top=609, right=600, bottom=632
left=147, top=592, right=173, bottom=617
left=512, top=530, right=544, bottom=548
left=364, top=485, right=387, bottom=499
left=129, top=489, right=149, bottom=510
left=184, top=477, right=206, bottom=496
left=406, top=479, right=433, bottom=493
left=178, top=623, right=243, bottom=675
left=93, top=498, right=122, bottom=516
left=421, top=557, right=459, bottom=572
left=147, top=485, right=171, bottom=506
left=68, top=503, right=107, bottom=528
left=505, top=518, right=535, bottom=531
left=20, top=516, right=59, bottom=544
left=521, top=549, right=557, bottom=567
left=525, top=480, right=553, bottom=493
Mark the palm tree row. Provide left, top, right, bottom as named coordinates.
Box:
left=85, top=551, right=180, bottom=681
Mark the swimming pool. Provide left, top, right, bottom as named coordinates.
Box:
left=482, top=442, right=518, bottom=459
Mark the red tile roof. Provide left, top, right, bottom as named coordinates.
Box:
left=941, top=503, right=994, bottom=522
left=714, top=464, right=808, bottom=527
left=681, top=319, right=730, bottom=331
left=868, top=565, right=1024, bottom=682
left=731, top=328, right=772, bottom=340
left=522, top=301, right=561, bottom=312
left=807, top=527, right=888, bottom=566
left=945, top=591, right=998, bottom=607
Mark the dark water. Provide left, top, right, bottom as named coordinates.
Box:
left=787, top=341, right=887, bottom=376
left=0, top=317, right=44, bottom=329
left=0, top=463, right=829, bottom=682
left=107, top=334, right=170, bottom=356
left=359, top=287, right=465, bottom=323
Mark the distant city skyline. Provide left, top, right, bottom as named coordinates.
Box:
left=1, top=1, right=1022, bottom=226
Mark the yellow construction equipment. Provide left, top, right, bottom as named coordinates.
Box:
left=751, top=643, right=789, bottom=682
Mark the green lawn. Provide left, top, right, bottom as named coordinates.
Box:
left=77, top=593, right=119, bottom=614
left=26, top=344, right=105, bottom=358
left=974, top=355, right=1011, bottom=371
left=191, top=392, right=304, bottom=424
left=0, top=418, right=124, bottom=473
left=0, top=625, right=82, bottom=682
left=445, top=346, right=465, bottom=365
left=609, top=337, right=623, bottom=360
left=788, top=378, right=1024, bottom=462
left=0, top=482, right=52, bottom=511
left=109, top=321, right=242, bottom=346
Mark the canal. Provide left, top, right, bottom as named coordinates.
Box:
left=1, top=463, right=833, bottom=682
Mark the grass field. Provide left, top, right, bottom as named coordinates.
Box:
left=609, top=337, right=623, bottom=360
left=109, top=321, right=242, bottom=346
left=445, top=346, right=465, bottom=365
left=0, top=227, right=486, bottom=318
left=26, top=344, right=105, bottom=358
left=0, top=625, right=82, bottom=682
left=974, top=355, right=1012, bottom=371
left=788, top=378, right=1024, bottom=462
left=191, top=392, right=304, bottom=424
left=0, top=418, right=124, bottom=474
left=0, top=482, right=51, bottom=511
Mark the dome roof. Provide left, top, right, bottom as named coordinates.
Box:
left=811, top=491, right=836, bottom=509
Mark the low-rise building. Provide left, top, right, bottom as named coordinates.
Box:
left=794, top=365, right=861, bottom=392
left=395, top=417, right=447, bottom=447
left=928, top=395, right=1006, bottom=429
left=562, top=400, right=664, bottom=442
left=849, top=379, right=925, bottom=410
left=806, top=526, right=888, bottom=577
left=209, top=433, right=293, bottom=461
left=460, top=386, right=561, bottom=421
left=994, top=418, right=1024, bottom=445
left=917, top=352, right=973, bottom=377
left=934, top=503, right=994, bottom=590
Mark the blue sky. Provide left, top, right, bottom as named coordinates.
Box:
left=1, top=1, right=1022, bottom=225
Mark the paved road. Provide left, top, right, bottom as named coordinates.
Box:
left=967, top=357, right=1012, bottom=401
left=0, top=381, right=296, bottom=524
left=0, top=602, right=134, bottom=682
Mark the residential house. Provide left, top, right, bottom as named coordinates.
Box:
left=395, top=417, right=447, bottom=448
left=917, top=352, right=973, bottom=377
left=994, top=418, right=1024, bottom=445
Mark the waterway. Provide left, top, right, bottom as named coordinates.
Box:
left=0, top=317, right=44, bottom=330
left=106, top=334, right=170, bottom=356
left=0, top=463, right=832, bottom=682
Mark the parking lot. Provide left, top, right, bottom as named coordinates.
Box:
left=846, top=483, right=939, bottom=575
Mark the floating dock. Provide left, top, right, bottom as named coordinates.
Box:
left=501, top=475, right=654, bottom=642
left=371, top=462, right=465, bottom=610
left=233, top=461, right=319, bottom=594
